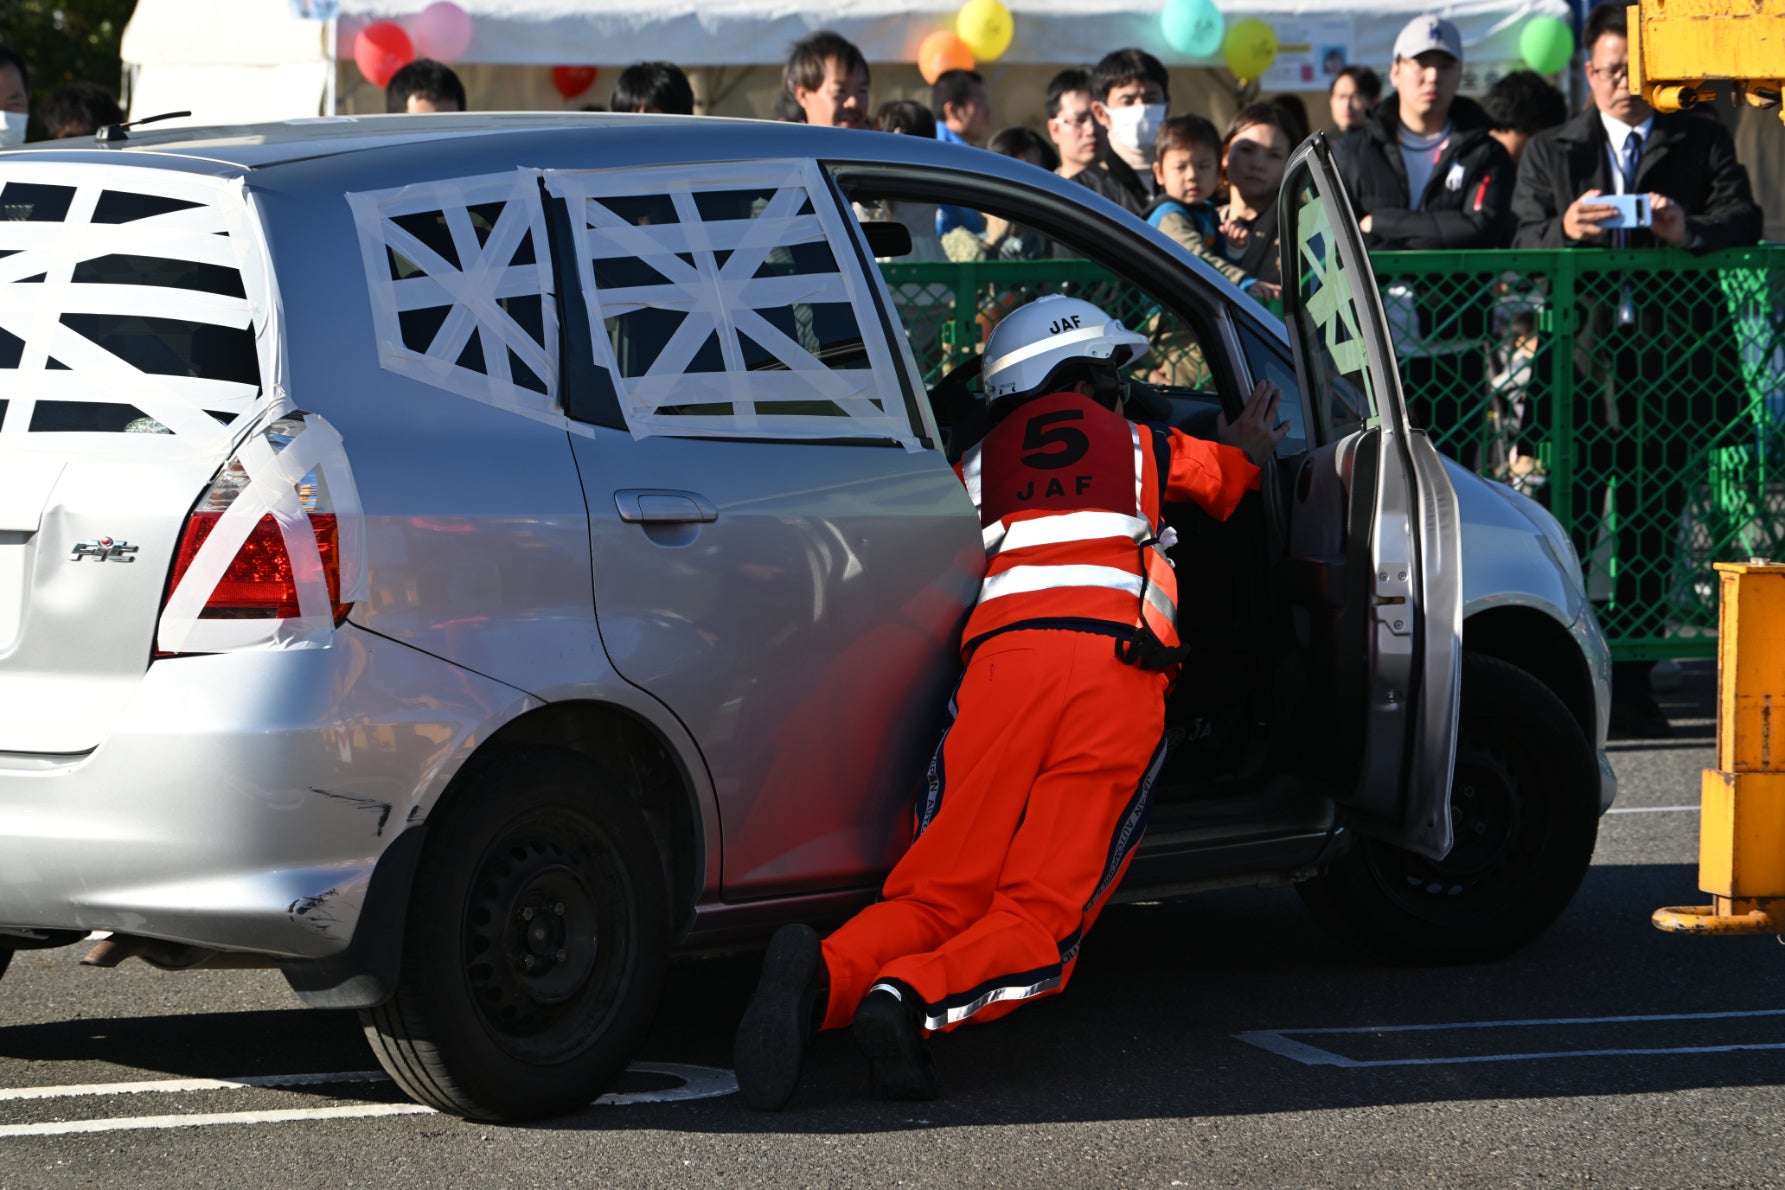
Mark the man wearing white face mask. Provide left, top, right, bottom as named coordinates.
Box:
left=1091, top=48, right=1169, bottom=208
left=0, top=46, right=30, bottom=148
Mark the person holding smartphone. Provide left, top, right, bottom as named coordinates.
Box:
left=1511, top=2, right=1761, bottom=739
left=1511, top=4, right=1757, bottom=252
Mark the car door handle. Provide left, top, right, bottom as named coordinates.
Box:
left=613, top=488, right=718, bottom=525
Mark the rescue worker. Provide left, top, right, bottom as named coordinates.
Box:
left=733, top=295, right=1287, bottom=1107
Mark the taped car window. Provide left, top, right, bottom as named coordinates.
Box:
left=346, top=168, right=560, bottom=423
left=0, top=164, right=275, bottom=441
left=546, top=159, right=918, bottom=447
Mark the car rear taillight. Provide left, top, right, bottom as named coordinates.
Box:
left=156, top=415, right=352, bottom=656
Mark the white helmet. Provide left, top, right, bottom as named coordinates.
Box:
left=981, top=295, right=1150, bottom=403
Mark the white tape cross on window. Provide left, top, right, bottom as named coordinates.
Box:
left=0, top=164, right=274, bottom=444
left=346, top=169, right=560, bottom=425
left=156, top=408, right=367, bottom=654
left=547, top=159, right=920, bottom=448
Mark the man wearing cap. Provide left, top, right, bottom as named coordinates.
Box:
left=1333, top=15, right=1514, bottom=445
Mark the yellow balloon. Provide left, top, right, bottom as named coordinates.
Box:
left=956, top=0, right=1014, bottom=62
left=1223, top=17, right=1278, bottom=81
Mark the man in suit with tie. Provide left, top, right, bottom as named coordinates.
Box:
left=1512, top=1, right=1761, bottom=737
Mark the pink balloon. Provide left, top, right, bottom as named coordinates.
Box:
left=410, top=1, right=473, bottom=62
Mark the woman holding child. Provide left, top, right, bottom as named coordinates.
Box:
left=1145, top=103, right=1294, bottom=303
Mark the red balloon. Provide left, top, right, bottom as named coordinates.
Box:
left=551, top=65, right=599, bottom=100
left=355, top=21, right=414, bottom=89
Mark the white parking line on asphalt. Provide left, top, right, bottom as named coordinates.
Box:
left=0, top=1104, right=433, bottom=1138
left=0, top=1070, right=390, bottom=1102
left=1606, top=805, right=1701, bottom=814
left=1236, top=1008, right=1785, bottom=1068
left=0, top=1062, right=739, bottom=1137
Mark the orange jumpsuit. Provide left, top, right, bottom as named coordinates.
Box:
left=819, top=390, right=1260, bottom=1033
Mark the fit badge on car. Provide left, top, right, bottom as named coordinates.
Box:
left=70, top=537, right=139, bottom=563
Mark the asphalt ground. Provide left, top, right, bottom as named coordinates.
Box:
left=2, top=659, right=1781, bottom=1188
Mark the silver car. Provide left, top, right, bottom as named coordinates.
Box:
left=0, top=115, right=1613, bottom=1121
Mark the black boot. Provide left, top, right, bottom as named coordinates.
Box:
left=734, top=923, right=826, bottom=1111
left=852, top=980, right=939, bottom=1101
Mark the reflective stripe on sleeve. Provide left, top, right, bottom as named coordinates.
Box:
left=978, top=563, right=1145, bottom=604
left=982, top=510, right=1153, bottom=556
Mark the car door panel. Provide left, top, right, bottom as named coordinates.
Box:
left=1278, top=135, right=1462, bottom=860
left=545, top=159, right=983, bottom=899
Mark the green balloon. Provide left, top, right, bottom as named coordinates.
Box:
left=1520, top=15, right=1574, bottom=75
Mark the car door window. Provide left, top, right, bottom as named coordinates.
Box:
left=839, top=171, right=1275, bottom=467
left=546, top=161, right=920, bottom=447
left=1279, top=157, right=1388, bottom=443
left=850, top=190, right=1220, bottom=394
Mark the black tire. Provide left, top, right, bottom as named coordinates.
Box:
left=1298, top=653, right=1600, bottom=964
left=0, top=948, right=10, bottom=984
left=361, top=745, right=668, bottom=1121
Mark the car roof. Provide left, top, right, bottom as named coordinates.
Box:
left=0, top=112, right=959, bottom=173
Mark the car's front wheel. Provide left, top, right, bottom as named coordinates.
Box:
left=1298, top=653, right=1600, bottom=964
left=362, top=745, right=668, bottom=1121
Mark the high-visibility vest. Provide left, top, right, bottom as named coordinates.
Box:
left=956, top=390, right=1260, bottom=656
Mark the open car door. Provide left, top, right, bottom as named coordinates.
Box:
left=1278, top=134, right=1463, bottom=861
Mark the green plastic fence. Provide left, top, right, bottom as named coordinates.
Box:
left=880, top=248, right=1785, bottom=662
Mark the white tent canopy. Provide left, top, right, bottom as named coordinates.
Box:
left=126, top=0, right=1571, bottom=77
left=326, top=0, right=1568, bottom=69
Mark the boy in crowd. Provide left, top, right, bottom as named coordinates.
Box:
left=385, top=59, right=466, bottom=113
left=1091, top=48, right=1170, bottom=207
left=783, top=30, right=870, bottom=130
left=1147, top=115, right=1274, bottom=298
left=611, top=61, right=695, bottom=115
left=1045, top=67, right=1145, bottom=216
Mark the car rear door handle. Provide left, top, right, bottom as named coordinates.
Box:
left=613, top=488, right=719, bottom=525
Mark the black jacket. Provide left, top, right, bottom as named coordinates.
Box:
left=1334, top=95, right=1515, bottom=249
left=1070, top=158, right=1146, bottom=217
left=1510, top=107, right=1761, bottom=250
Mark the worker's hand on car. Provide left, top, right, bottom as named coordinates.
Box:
left=1217, top=380, right=1290, bottom=465
left=1563, top=189, right=1618, bottom=240
left=1648, top=192, right=1689, bottom=246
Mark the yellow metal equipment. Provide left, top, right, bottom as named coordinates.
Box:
left=1628, top=0, right=1785, bottom=117
left=1654, top=561, right=1785, bottom=935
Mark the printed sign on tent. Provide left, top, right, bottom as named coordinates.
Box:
left=1260, top=18, right=1356, bottom=90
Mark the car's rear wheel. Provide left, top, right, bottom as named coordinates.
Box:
left=362, top=745, right=668, bottom=1121
left=1298, top=653, right=1600, bottom=964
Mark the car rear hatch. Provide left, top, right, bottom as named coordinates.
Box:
left=0, top=160, right=277, bottom=754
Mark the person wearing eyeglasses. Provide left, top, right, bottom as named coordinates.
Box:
left=1044, top=67, right=1146, bottom=217
left=1511, top=1, right=1761, bottom=739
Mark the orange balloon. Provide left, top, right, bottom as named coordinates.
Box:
left=918, top=31, right=976, bottom=85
